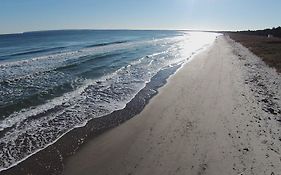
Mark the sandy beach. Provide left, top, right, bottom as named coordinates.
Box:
left=1, top=1, right=280, bottom=175
left=62, top=36, right=281, bottom=175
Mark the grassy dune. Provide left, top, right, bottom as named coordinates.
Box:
left=226, top=33, right=281, bottom=73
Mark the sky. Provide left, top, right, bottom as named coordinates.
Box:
left=0, top=0, right=281, bottom=34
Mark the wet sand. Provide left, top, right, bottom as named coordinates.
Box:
left=63, top=36, right=281, bottom=175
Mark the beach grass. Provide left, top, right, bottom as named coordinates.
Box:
left=227, top=33, right=281, bottom=73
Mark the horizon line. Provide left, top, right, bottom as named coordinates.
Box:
left=1, top=26, right=279, bottom=36
left=0, top=28, right=240, bottom=36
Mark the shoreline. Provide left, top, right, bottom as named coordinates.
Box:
left=63, top=35, right=281, bottom=175
left=1, top=66, right=176, bottom=175
left=0, top=36, right=281, bottom=175
left=0, top=38, right=212, bottom=175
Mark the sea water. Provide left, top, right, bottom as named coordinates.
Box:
left=0, top=30, right=218, bottom=170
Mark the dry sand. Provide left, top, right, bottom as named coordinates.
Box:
left=63, top=36, right=281, bottom=175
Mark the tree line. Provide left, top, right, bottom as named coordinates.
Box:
left=239, top=26, right=281, bottom=38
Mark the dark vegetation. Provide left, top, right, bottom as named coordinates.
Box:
left=225, top=27, right=281, bottom=73
left=237, top=26, right=281, bottom=38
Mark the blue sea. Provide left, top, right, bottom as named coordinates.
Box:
left=0, top=30, right=218, bottom=170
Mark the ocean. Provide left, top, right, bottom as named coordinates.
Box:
left=0, top=30, right=218, bottom=170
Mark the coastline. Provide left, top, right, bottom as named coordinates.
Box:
left=0, top=36, right=210, bottom=175
left=63, top=35, right=281, bottom=175
left=0, top=66, right=178, bottom=175
left=2, top=35, right=280, bottom=175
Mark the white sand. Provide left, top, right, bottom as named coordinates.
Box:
left=63, top=36, right=281, bottom=175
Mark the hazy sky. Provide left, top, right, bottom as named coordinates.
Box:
left=0, top=0, right=281, bottom=34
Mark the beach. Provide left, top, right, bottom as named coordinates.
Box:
left=1, top=0, right=280, bottom=174
left=1, top=34, right=281, bottom=175
left=62, top=35, right=281, bottom=175
left=0, top=31, right=218, bottom=174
